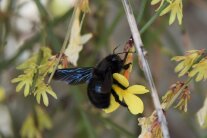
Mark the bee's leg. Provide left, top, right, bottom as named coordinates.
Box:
left=111, top=90, right=127, bottom=107
left=123, top=52, right=129, bottom=62
left=122, top=63, right=132, bottom=70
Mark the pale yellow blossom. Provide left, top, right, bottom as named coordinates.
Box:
left=189, top=58, right=207, bottom=81
left=160, top=0, right=183, bottom=25
left=64, top=8, right=92, bottom=66
left=172, top=50, right=203, bottom=77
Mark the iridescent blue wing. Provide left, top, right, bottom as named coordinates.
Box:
left=53, top=67, right=93, bottom=85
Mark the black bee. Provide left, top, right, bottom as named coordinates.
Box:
left=53, top=52, right=131, bottom=109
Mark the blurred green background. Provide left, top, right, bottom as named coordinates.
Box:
left=0, top=0, right=207, bottom=138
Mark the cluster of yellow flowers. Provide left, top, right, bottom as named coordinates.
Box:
left=151, top=0, right=183, bottom=25
left=166, top=49, right=207, bottom=114
left=172, top=49, right=207, bottom=81
left=12, top=47, right=57, bottom=106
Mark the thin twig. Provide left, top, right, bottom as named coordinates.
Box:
left=140, top=2, right=168, bottom=34
left=121, top=0, right=170, bottom=138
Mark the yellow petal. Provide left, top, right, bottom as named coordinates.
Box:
left=81, top=33, right=92, bottom=44
left=177, top=9, right=183, bottom=25
left=189, top=68, right=198, bottom=77
left=113, top=73, right=129, bottom=88
left=46, top=87, right=58, bottom=99
left=196, top=73, right=204, bottom=82
left=112, top=85, right=124, bottom=96
left=36, top=93, right=41, bottom=104
left=104, top=94, right=120, bottom=113
left=175, top=61, right=184, bottom=72
left=16, top=81, right=25, bottom=92
left=24, top=84, right=30, bottom=97
left=155, top=0, right=165, bottom=11
left=151, top=0, right=161, bottom=5
left=11, top=77, right=21, bottom=83
left=124, top=93, right=144, bottom=114
left=171, top=56, right=185, bottom=61
left=178, top=65, right=190, bottom=77
left=127, top=85, right=149, bottom=94
left=169, top=9, right=176, bottom=25
left=160, top=5, right=172, bottom=16
left=42, top=92, right=49, bottom=106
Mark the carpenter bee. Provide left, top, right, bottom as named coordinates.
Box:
left=53, top=51, right=132, bottom=109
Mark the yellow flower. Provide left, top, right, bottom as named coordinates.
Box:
left=11, top=68, right=35, bottom=97
left=34, top=81, right=57, bottom=107
left=189, top=58, right=207, bottom=81
left=172, top=50, right=203, bottom=77
left=104, top=73, right=149, bottom=115
left=12, top=47, right=57, bottom=106
left=35, top=106, right=53, bottom=131
left=64, top=8, right=92, bottom=66
left=21, top=106, right=53, bottom=138
left=20, top=114, right=41, bottom=138
left=160, top=0, right=183, bottom=25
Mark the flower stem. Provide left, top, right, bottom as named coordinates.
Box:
left=140, top=2, right=168, bottom=34
left=136, top=0, right=148, bottom=23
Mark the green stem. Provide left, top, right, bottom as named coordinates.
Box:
left=79, top=110, right=96, bottom=138
left=136, top=0, right=148, bottom=23
left=33, top=0, right=49, bottom=20
left=140, top=2, right=168, bottom=34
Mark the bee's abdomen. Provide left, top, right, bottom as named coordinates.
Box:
left=87, top=78, right=111, bottom=108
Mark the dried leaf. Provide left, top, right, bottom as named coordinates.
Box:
left=64, top=8, right=92, bottom=66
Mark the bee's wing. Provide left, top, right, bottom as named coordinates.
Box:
left=53, top=67, right=93, bottom=85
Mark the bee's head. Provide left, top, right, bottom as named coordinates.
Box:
left=104, top=54, right=123, bottom=73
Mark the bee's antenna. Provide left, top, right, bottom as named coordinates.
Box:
left=113, top=47, right=118, bottom=54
